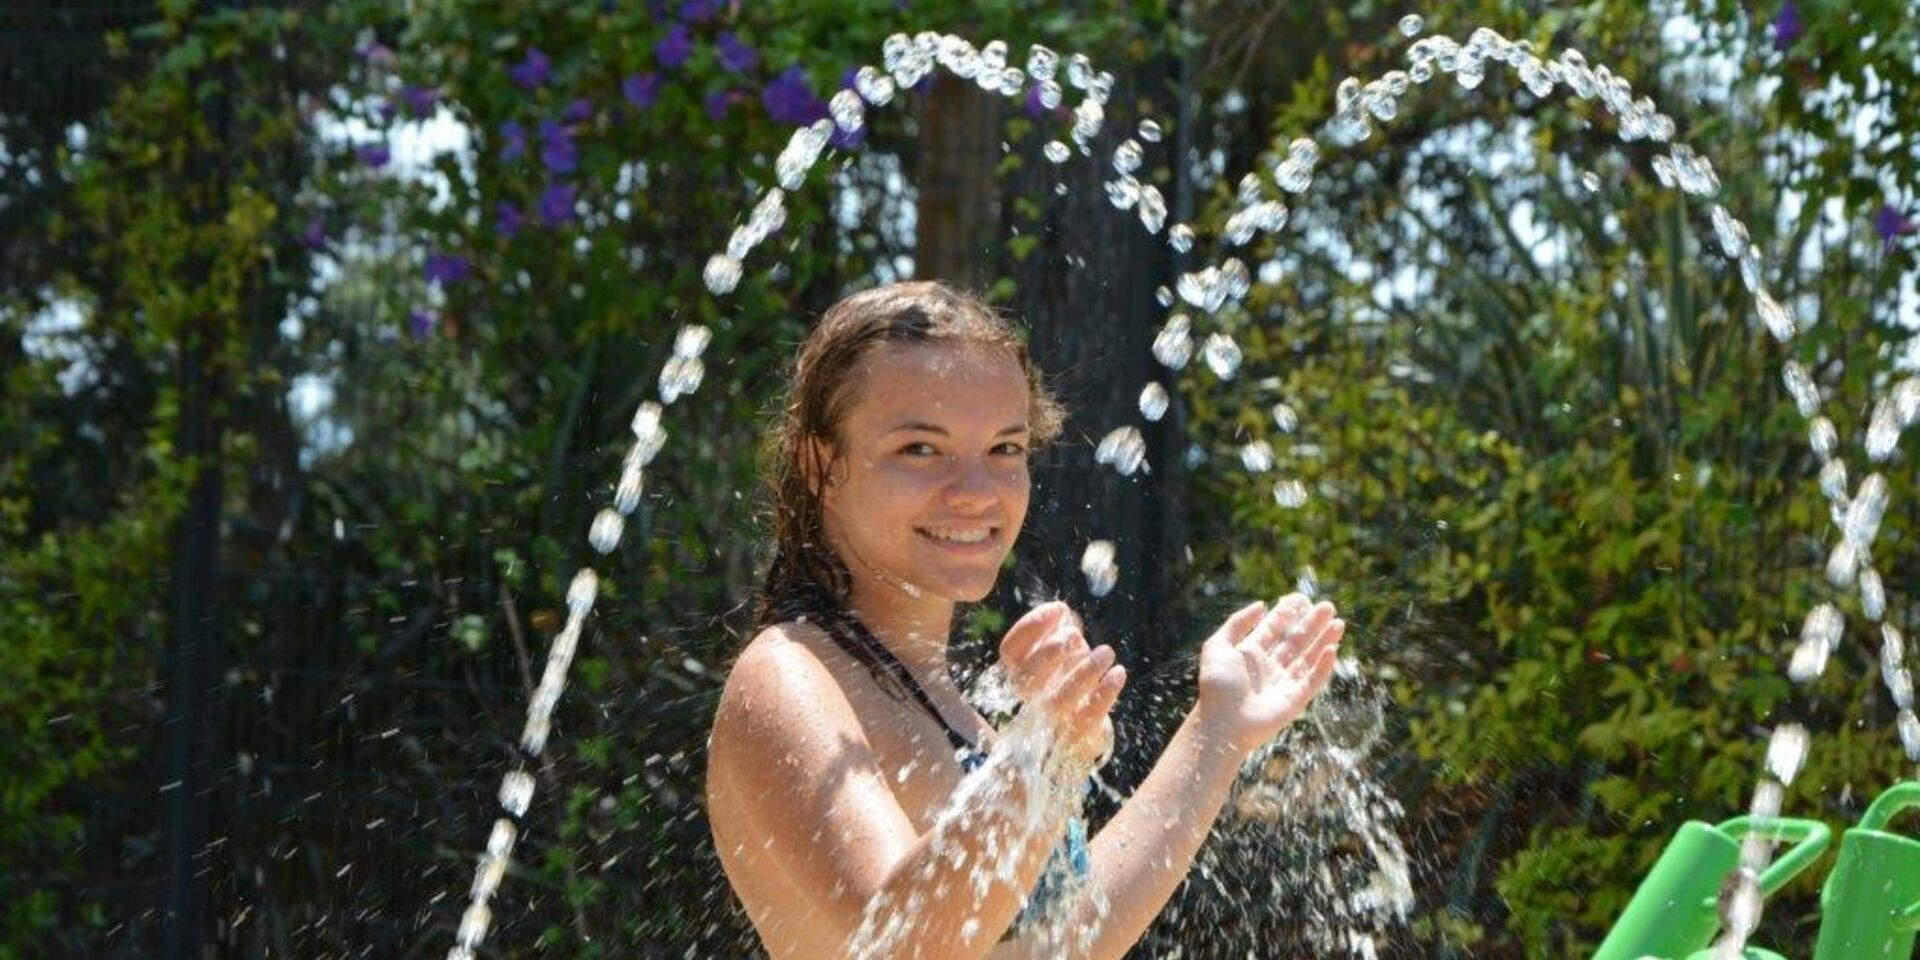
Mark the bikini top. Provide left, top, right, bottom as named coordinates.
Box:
left=812, top=610, right=1091, bottom=937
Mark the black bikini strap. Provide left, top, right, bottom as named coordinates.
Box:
left=819, top=609, right=979, bottom=756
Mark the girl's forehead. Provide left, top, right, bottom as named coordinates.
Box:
left=845, top=342, right=1030, bottom=423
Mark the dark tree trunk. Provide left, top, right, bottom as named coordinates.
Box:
left=163, top=17, right=233, bottom=955
left=163, top=330, right=224, bottom=960
left=916, top=73, right=1001, bottom=289
left=1004, top=63, right=1188, bottom=674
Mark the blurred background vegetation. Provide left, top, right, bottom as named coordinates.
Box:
left=2, top=0, right=1915, bottom=958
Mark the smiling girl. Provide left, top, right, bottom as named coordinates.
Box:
left=705, top=281, right=1344, bottom=959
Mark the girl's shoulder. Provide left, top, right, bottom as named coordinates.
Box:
left=714, top=620, right=852, bottom=734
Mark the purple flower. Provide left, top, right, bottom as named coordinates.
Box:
left=498, top=121, right=527, bottom=162
left=400, top=85, right=441, bottom=119
left=537, top=119, right=578, bottom=174
left=622, top=71, right=662, bottom=109
left=761, top=66, right=827, bottom=125
left=1875, top=204, right=1917, bottom=251
left=657, top=24, right=694, bottom=70
left=716, top=31, right=759, bottom=74
left=538, top=182, right=579, bottom=225
left=1773, top=2, right=1803, bottom=52
left=705, top=89, right=743, bottom=121
left=829, top=124, right=865, bottom=151
left=360, top=41, right=396, bottom=67
left=301, top=214, right=329, bottom=250
left=509, top=47, right=552, bottom=89
left=424, top=252, right=473, bottom=287
left=409, top=309, right=436, bottom=339
left=496, top=201, right=527, bottom=238
left=357, top=143, right=391, bottom=169
left=562, top=97, right=594, bottom=124
left=680, top=0, right=721, bottom=23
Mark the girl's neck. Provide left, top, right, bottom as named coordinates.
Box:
left=845, top=576, right=955, bottom=679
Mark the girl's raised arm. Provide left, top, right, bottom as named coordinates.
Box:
left=987, top=597, right=1343, bottom=960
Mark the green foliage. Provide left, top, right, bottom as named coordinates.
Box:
left=1183, top=2, right=1920, bottom=956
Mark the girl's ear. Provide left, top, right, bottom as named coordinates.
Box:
left=800, top=433, right=841, bottom=496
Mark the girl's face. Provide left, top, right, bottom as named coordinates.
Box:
left=818, top=341, right=1034, bottom=605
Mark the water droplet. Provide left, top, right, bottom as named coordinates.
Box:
left=673, top=324, right=712, bottom=357
left=1809, top=416, right=1837, bottom=459
left=1409, top=60, right=1434, bottom=84
left=1456, top=55, right=1485, bottom=90
left=1104, top=175, right=1140, bottom=210
left=1842, top=473, right=1888, bottom=548
left=457, top=902, right=493, bottom=948
left=775, top=119, right=832, bottom=190
left=1176, top=266, right=1228, bottom=312
left=1094, top=425, right=1147, bottom=476
left=614, top=464, right=644, bottom=515
left=1787, top=603, right=1843, bottom=683
left=1153, top=314, right=1193, bottom=369
left=659, top=354, right=705, bottom=404
left=588, top=509, right=624, bottom=554
left=1168, top=223, right=1194, bottom=253
left=1072, top=98, right=1106, bottom=143
left=472, top=851, right=508, bottom=900
left=1518, top=57, right=1554, bottom=97
left=1202, top=332, right=1243, bottom=379
left=566, top=568, right=599, bottom=618
left=1764, top=724, right=1808, bottom=784
left=1240, top=439, right=1274, bottom=472
left=1581, top=170, right=1601, bottom=193
left=1066, top=53, right=1094, bottom=90
left=1137, top=118, right=1163, bottom=142
left=1866, top=396, right=1903, bottom=462
left=1026, top=45, right=1058, bottom=81
left=499, top=771, right=536, bottom=816
left=1296, top=565, right=1319, bottom=598
left=1272, top=402, right=1299, bottom=432
left=1780, top=361, right=1819, bottom=418
left=703, top=254, right=742, bottom=295
left=855, top=65, right=896, bottom=106
left=1275, top=156, right=1314, bottom=194
left=1113, top=138, right=1143, bottom=174
left=882, top=33, right=913, bottom=73
left=1397, top=13, right=1425, bottom=37
left=1090, top=70, right=1116, bottom=104
left=1080, top=540, right=1118, bottom=597
left=1710, top=205, right=1749, bottom=260
left=1900, top=711, right=1920, bottom=760
left=1649, top=153, right=1678, bottom=188
left=1860, top=567, right=1886, bottom=622
left=1272, top=478, right=1309, bottom=508
left=1044, top=140, right=1071, bottom=164
left=1138, top=382, right=1169, bottom=421
left=1825, top=539, right=1858, bottom=587
left=829, top=88, right=865, bottom=134
left=1037, top=79, right=1063, bottom=110
left=1336, top=77, right=1362, bottom=111
left=1818, top=458, right=1848, bottom=501
left=1136, top=184, right=1167, bottom=233
left=1362, top=86, right=1398, bottom=122
left=1155, top=284, right=1174, bottom=307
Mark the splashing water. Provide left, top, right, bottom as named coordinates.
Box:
left=434, top=22, right=1920, bottom=960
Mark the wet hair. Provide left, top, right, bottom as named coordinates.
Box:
left=755, top=281, right=1064, bottom=667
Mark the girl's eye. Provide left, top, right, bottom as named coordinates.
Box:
left=900, top=442, right=938, bottom=457
left=992, top=442, right=1028, bottom=457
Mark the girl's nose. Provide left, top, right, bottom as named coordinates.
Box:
left=944, top=456, right=997, bottom=507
